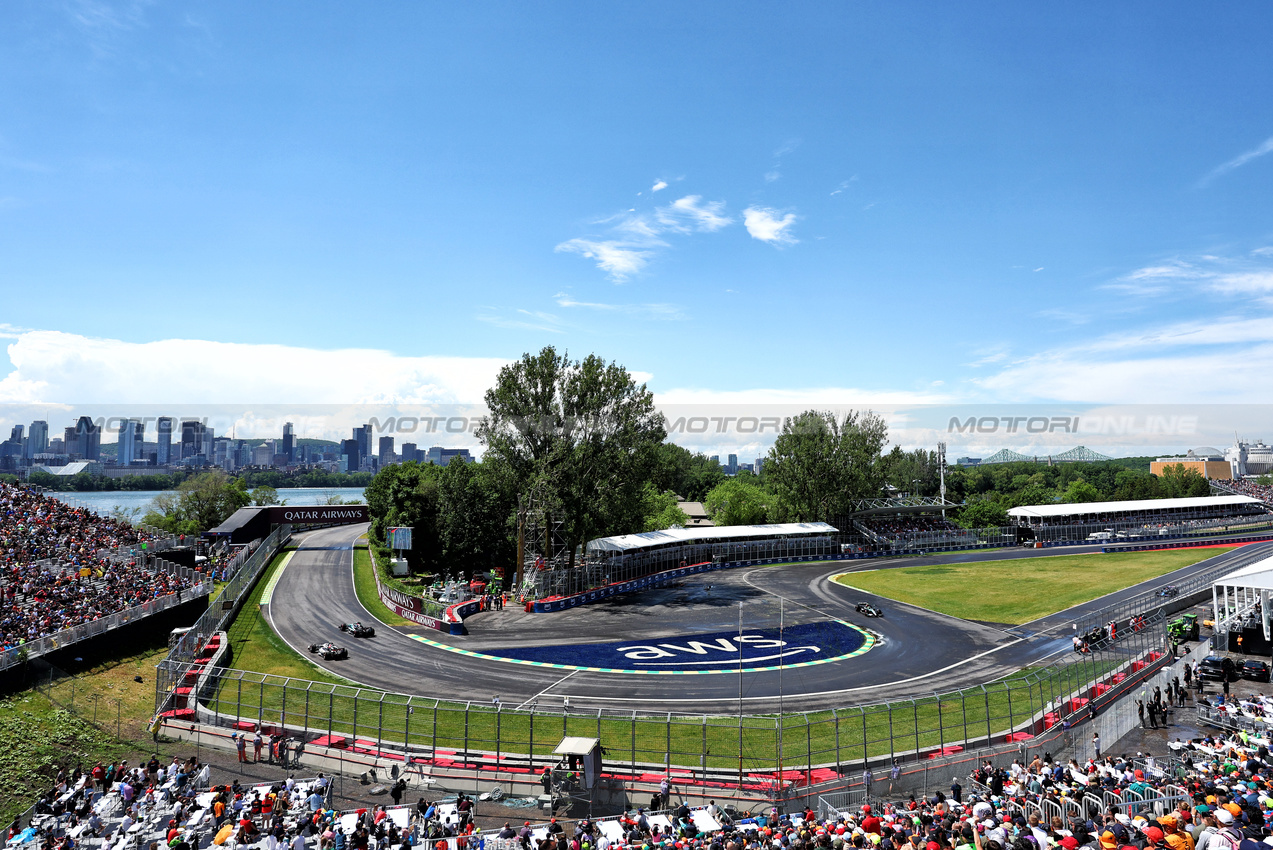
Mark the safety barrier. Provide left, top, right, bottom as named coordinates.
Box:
left=1075, top=541, right=1273, bottom=633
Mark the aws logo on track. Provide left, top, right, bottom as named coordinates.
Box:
left=457, top=619, right=876, bottom=674
left=617, top=634, right=817, bottom=667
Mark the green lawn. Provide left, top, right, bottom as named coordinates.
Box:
left=834, top=547, right=1234, bottom=624
left=353, top=545, right=415, bottom=627
left=223, top=549, right=350, bottom=684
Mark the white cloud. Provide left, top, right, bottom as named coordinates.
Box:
left=558, top=194, right=731, bottom=280
left=764, top=171, right=780, bottom=183
left=742, top=206, right=799, bottom=245
left=0, top=330, right=509, bottom=405
left=656, top=386, right=951, bottom=405
left=553, top=293, right=685, bottom=320
left=977, top=344, right=1273, bottom=403
left=475, top=310, right=566, bottom=334
left=554, top=238, right=655, bottom=281
left=651, top=180, right=668, bottom=192
left=1201, top=136, right=1273, bottom=185
left=655, top=195, right=732, bottom=233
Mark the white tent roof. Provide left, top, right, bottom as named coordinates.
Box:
left=587, top=522, right=838, bottom=553
left=1212, top=554, right=1273, bottom=591
left=1008, top=494, right=1260, bottom=519
left=553, top=736, right=600, bottom=756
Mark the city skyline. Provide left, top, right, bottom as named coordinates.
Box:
left=1, top=4, right=1271, bottom=415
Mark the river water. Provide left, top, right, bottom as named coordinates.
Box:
left=46, top=487, right=367, bottom=518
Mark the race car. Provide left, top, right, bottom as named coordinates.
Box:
left=1155, top=585, right=1180, bottom=598
left=339, top=622, right=376, bottom=637
left=855, top=602, right=883, bottom=618
left=308, top=642, right=348, bottom=660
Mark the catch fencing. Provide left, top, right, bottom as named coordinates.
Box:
left=1074, top=541, right=1273, bottom=634
left=155, top=606, right=1173, bottom=792
left=157, top=524, right=291, bottom=675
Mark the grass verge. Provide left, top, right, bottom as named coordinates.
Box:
left=353, top=545, right=414, bottom=627
left=0, top=644, right=171, bottom=824
left=222, top=548, right=348, bottom=684
left=834, top=548, right=1234, bottom=624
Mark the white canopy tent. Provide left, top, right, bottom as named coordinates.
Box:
left=1211, top=554, right=1273, bottom=641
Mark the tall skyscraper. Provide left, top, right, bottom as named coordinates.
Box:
left=727, top=453, right=738, bottom=475
left=379, top=435, right=394, bottom=464
left=74, top=416, right=101, bottom=461
left=282, top=422, right=294, bottom=463
left=180, top=420, right=206, bottom=460
left=355, top=424, right=371, bottom=467
left=117, top=419, right=143, bottom=465
left=342, top=438, right=361, bottom=473
left=26, top=420, right=48, bottom=459
left=156, top=417, right=173, bottom=465
left=401, top=442, right=418, bottom=463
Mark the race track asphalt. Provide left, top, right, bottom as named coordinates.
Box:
left=264, top=524, right=1273, bottom=715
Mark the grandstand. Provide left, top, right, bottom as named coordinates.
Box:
left=1008, top=494, right=1270, bottom=542
left=0, top=481, right=202, bottom=667
left=843, top=495, right=1002, bottom=549
left=531, top=523, right=840, bottom=601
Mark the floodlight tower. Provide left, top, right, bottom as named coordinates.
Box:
left=937, top=441, right=947, bottom=517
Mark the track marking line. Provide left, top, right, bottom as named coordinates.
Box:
left=258, top=551, right=295, bottom=607
left=514, top=669, right=580, bottom=710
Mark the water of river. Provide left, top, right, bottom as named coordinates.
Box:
left=46, top=487, right=367, bottom=518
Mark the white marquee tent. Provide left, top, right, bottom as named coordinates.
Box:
left=1211, top=554, right=1273, bottom=641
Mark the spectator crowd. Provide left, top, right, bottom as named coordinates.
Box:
left=0, top=481, right=195, bottom=652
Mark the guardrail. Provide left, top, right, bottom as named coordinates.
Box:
left=0, top=579, right=211, bottom=672
left=1075, top=541, right=1273, bottom=633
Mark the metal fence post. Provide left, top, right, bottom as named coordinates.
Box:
left=937, top=693, right=945, bottom=751
left=666, top=712, right=672, bottom=773
left=913, top=699, right=919, bottom=755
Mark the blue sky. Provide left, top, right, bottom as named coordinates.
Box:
left=2, top=1, right=1273, bottom=426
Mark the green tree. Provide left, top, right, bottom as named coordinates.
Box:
left=1061, top=478, right=1103, bottom=503
left=703, top=478, right=773, bottom=526
left=1157, top=463, right=1211, bottom=498
left=250, top=485, right=283, bottom=506
left=955, top=500, right=1009, bottom=529
left=142, top=471, right=251, bottom=535
left=765, top=409, right=889, bottom=522
left=436, top=458, right=517, bottom=577
left=1112, top=469, right=1162, bottom=501
left=476, top=347, right=666, bottom=568
left=364, top=461, right=443, bottom=574
left=640, top=483, right=691, bottom=532
left=648, top=442, right=726, bottom=502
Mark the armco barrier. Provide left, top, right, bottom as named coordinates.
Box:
left=1104, top=533, right=1273, bottom=553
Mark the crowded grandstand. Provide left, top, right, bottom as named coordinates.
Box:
left=0, top=481, right=196, bottom=654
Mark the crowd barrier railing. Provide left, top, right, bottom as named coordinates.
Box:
left=0, top=579, right=212, bottom=672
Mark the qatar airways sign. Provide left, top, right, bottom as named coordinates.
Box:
left=266, top=506, right=368, bottom=525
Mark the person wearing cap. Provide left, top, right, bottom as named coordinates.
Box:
left=1192, top=807, right=1216, bottom=849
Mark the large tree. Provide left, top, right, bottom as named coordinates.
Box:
left=436, top=458, right=517, bottom=577
left=142, top=471, right=252, bottom=535
left=476, top=347, right=666, bottom=568
left=765, top=409, right=889, bottom=523
left=364, top=461, right=443, bottom=574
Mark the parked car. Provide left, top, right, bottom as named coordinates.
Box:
left=1242, top=659, right=1271, bottom=682
left=1198, top=655, right=1237, bottom=681
left=340, top=622, right=376, bottom=637
left=308, top=642, right=349, bottom=660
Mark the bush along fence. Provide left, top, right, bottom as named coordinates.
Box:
left=152, top=608, right=1181, bottom=807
